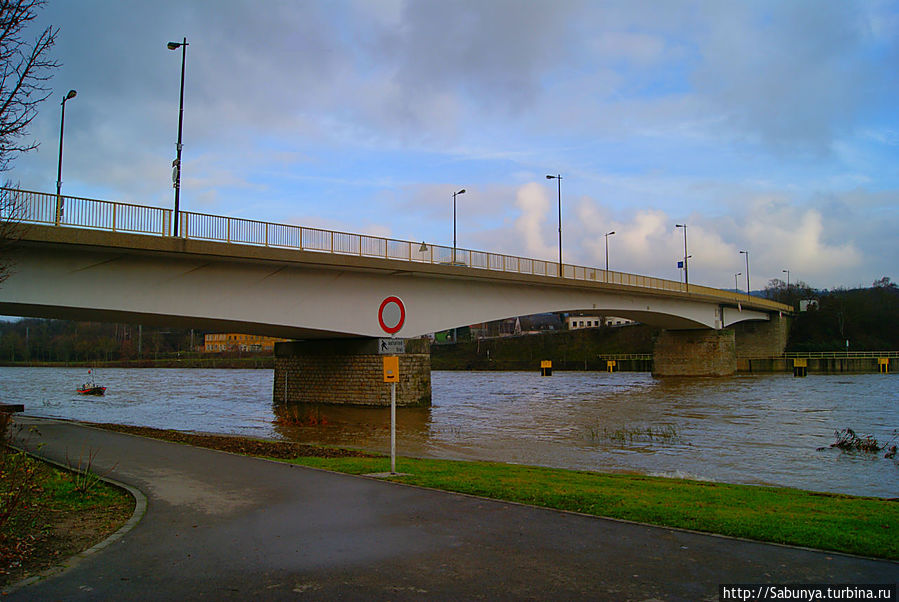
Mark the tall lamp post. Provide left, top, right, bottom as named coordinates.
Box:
left=740, top=250, right=750, bottom=295
left=167, top=37, right=188, bottom=236
left=783, top=269, right=790, bottom=288
left=452, top=188, right=465, bottom=263
left=675, top=223, right=688, bottom=291
left=546, top=174, right=563, bottom=277
left=55, top=89, right=77, bottom=225
left=734, top=272, right=741, bottom=291
left=604, top=230, right=615, bottom=272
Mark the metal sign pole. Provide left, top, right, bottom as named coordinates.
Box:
left=390, top=380, right=396, bottom=474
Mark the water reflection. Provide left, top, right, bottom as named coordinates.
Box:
left=2, top=367, right=896, bottom=498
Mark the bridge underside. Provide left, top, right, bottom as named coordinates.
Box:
left=1, top=227, right=776, bottom=339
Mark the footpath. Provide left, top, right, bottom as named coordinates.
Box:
left=6, top=416, right=897, bottom=600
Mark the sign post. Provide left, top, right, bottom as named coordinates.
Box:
left=378, top=296, right=405, bottom=474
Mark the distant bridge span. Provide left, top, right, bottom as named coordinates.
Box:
left=0, top=189, right=790, bottom=339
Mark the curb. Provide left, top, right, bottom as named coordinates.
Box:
left=1, top=444, right=148, bottom=595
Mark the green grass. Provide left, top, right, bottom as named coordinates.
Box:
left=285, top=455, right=899, bottom=560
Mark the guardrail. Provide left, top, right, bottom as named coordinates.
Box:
left=1, top=187, right=790, bottom=311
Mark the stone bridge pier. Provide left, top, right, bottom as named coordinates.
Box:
left=652, top=314, right=789, bottom=377
left=273, top=338, right=432, bottom=408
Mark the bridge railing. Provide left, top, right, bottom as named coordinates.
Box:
left=2, top=188, right=172, bottom=236
left=3, top=187, right=790, bottom=312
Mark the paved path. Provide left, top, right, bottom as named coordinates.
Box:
left=5, top=416, right=897, bottom=600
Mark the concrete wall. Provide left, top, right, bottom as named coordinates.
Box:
left=738, top=357, right=891, bottom=374
left=653, top=329, right=736, bottom=376
left=273, top=338, right=431, bottom=407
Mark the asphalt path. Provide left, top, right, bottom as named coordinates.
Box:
left=5, top=416, right=897, bottom=600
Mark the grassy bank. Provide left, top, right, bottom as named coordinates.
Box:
left=0, top=449, right=134, bottom=586
left=286, top=455, right=899, bottom=560
left=431, top=325, right=657, bottom=371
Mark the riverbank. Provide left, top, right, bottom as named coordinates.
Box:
left=0, top=356, right=274, bottom=369
left=85, top=422, right=899, bottom=560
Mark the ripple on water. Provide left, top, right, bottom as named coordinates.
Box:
left=2, top=367, right=897, bottom=497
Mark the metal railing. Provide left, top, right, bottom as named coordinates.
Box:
left=2, top=187, right=790, bottom=311
left=739, top=351, right=899, bottom=360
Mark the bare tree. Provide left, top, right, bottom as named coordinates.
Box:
left=0, top=1, right=57, bottom=284
left=0, top=0, right=59, bottom=171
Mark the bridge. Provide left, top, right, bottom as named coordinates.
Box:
left=0, top=188, right=792, bottom=405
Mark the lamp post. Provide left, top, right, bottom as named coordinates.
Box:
left=452, top=188, right=465, bottom=264
left=546, top=174, right=562, bottom=277
left=55, top=89, right=77, bottom=225
left=740, top=250, right=750, bottom=295
left=734, top=272, right=741, bottom=291
left=167, top=37, right=188, bottom=236
left=783, top=269, right=790, bottom=288
left=675, top=224, right=688, bottom=291
left=604, top=230, right=615, bottom=272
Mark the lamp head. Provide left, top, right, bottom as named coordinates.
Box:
left=546, top=174, right=560, bottom=180
left=457, top=189, right=466, bottom=195
left=167, top=42, right=182, bottom=50
left=607, top=231, right=615, bottom=236
left=65, top=89, right=77, bottom=100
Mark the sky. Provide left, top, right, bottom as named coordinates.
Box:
left=9, top=0, right=899, bottom=292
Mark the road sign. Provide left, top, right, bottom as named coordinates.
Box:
left=379, top=338, right=405, bottom=354
left=378, top=296, right=405, bottom=335
left=383, top=356, right=399, bottom=383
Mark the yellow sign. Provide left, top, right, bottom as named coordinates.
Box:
left=383, top=356, right=400, bottom=382
left=540, top=360, right=552, bottom=368
left=793, top=358, right=807, bottom=367
left=878, top=358, right=889, bottom=365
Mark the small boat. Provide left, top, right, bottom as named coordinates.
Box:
left=77, top=369, right=107, bottom=396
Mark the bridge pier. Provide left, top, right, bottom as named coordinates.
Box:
left=733, top=313, right=789, bottom=359
left=652, top=329, right=736, bottom=376
left=273, top=339, right=431, bottom=407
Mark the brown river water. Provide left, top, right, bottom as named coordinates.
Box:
left=2, top=367, right=896, bottom=498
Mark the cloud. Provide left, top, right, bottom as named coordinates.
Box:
left=513, top=182, right=557, bottom=260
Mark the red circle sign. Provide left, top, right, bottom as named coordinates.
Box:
left=378, top=296, right=405, bottom=334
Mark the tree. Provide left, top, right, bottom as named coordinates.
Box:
left=0, top=1, right=58, bottom=172
left=0, top=1, right=58, bottom=284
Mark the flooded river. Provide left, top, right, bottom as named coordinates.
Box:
left=2, top=367, right=896, bottom=498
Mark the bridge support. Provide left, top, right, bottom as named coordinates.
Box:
left=652, top=329, right=736, bottom=376
left=273, top=339, right=431, bottom=407
left=733, top=313, right=789, bottom=359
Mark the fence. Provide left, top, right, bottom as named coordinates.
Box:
left=2, top=187, right=789, bottom=311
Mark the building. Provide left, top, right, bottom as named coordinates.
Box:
left=565, top=314, right=635, bottom=330
left=203, top=333, right=289, bottom=353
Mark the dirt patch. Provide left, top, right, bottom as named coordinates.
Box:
left=0, top=459, right=133, bottom=589
left=84, top=422, right=378, bottom=459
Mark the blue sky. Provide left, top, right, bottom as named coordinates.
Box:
left=10, top=0, right=899, bottom=290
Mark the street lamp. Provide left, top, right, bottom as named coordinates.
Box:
left=167, top=37, right=189, bottom=236
left=452, top=188, right=465, bottom=263
left=740, top=250, right=750, bottom=295
left=546, top=174, right=562, bottom=277
left=734, top=272, right=741, bottom=291
left=675, top=224, right=688, bottom=291
left=604, top=230, right=615, bottom=272
left=55, top=89, right=77, bottom=225
left=783, top=269, right=790, bottom=288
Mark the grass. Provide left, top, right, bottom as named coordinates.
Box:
left=1, top=451, right=133, bottom=585
left=284, top=454, right=899, bottom=560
